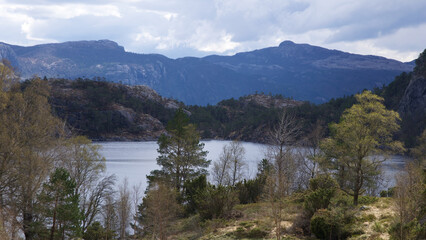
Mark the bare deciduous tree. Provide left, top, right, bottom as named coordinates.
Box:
left=138, top=182, right=179, bottom=240
left=393, top=162, right=424, bottom=239
left=118, top=179, right=131, bottom=239
left=264, top=109, right=302, bottom=240
left=102, top=193, right=118, bottom=239
left=131, top=183, right=142, bottom=239
left=212, top=141, right=246, bottom=186
left=61, top=136, right=106, bottom=196
left=59, top=136, right=114, bottom=234
left=81, top=175, right=116, bottom=234
left=298, top=121, right=325, bottom=189
left=268, top=109, right=302, bottom=194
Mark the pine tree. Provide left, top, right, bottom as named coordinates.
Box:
left=39, top=168, right=81, bottom=240
left=148, top=108, right=210, bottom=193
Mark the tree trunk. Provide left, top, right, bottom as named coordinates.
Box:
left=353, top=191, right=359, bottom=206
left=23, top=211, right=34, bottom=240
left=353, top=159, right=362, bottom=206
left=50, top=195, right=59, bottom=240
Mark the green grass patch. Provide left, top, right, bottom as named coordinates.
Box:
left=358, top=196, right=379, bottom=205
left=372, top=221, right=386, bottom=233
left=358, top=214, right=377, bottom=222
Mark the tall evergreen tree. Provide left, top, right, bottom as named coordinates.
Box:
left=148, top=108, right=210, bottom=193
left=38, top=168, right=81, bottom=240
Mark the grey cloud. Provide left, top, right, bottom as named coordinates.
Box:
left=304, top=0, right=426, bottom=43
left=5, top=0, right=114, bottom=4
left=29, top=16, right=129, bottom=42
left=0, top=0, right=424, bottom=61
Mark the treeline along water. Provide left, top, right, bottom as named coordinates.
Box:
left=98, top=141, right=407, bottom=193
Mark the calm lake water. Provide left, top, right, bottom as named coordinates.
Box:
left=97, top=140, right=407, bottom=192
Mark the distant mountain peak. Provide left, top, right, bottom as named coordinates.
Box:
left=278, top=40, right=295, bottom=47
left=0, top=40, right=415, bottom=105
left=59, top=39, right=124, bottom=51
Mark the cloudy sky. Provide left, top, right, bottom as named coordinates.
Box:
left=0, top=0, right=425, bottom=62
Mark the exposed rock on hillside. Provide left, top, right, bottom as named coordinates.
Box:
left=398, top=49, right=426, bottom=144
left=399, top=75, right=426, bottom=118
left=240, top=94, right=302, bottom=108
left=49, top=79, right=180, bottom=141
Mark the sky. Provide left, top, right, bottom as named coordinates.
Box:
left=0, top=0, right=425, bottom=62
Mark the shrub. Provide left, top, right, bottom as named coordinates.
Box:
left=235, top=177, right=265, bottom=204
left=304, top=175, right=338, bottom=215
left=246, top=227, right=268, bottom=238
left=359, top=214, right=377, bottom=222
left=358, top=196, right=379, bottom=205
left=183, top=175, right=208, bottom=215
left=389, top=218, right=426, bottom=240
left=195, top=184, right=238, bottom=220
left=372, top=221, right=385, bottom=233
left=310, top=209, right=341, bottom=240
left=83, top=221, right=116, bottom=240
left=310, top=207, right=357, bottom=240
left=232, top=226, right=268, bottom=239
left=380, top=187, right=395, bottom=197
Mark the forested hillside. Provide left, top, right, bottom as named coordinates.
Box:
left=49, top=78, right=180, bottom=140
left=45, top=49, right=425, bottom=147
left=1, top=56, right=425, bottom=239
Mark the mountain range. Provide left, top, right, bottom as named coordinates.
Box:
left=0, top=40, right=414, bottom=105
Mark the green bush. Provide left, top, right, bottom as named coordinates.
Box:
left=232, top=226, right=268, bottom=239
left=310, top=209, right=341, bottom=240
left=358, top=196, right=379, bottom=205
left=360, top=214, right=377, bottom=222
left=183, top=175, right=208, bottom=215
left=372, top=221, right=385, bottom=233
left=246, top=227, right=268, bottom=238
left=310, top=207, right=357, bottom=240
left=304, top=175, right=338, bottom=215
left=83, top=221, right=116, bottom=240
left=380, top=187, right=395, bottom=197
left=195, top=184, right=238, bottom=220
left=330, top=192, right=353, bottom=207
left=389, top=218, right=426, bottom=240
left=235, top=177, right=265, bottom=204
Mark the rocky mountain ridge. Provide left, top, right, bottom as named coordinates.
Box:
left=238, top=94, right=302, bottom=109
left=0, top=40, right=414, bottom=105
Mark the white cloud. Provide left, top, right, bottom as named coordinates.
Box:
left=0, top=0, right=424, bottom=61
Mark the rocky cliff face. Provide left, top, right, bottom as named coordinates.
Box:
left=0, top=40, right=414, bottom=105
left=396, top=50, right=426, bottom=146
left=240, top=94, right=302, bottom=109
left=399, top=49, right=426, bottom=122
left=398, top=75, right=426, bottom=118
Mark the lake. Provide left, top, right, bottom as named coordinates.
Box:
left=98, top=140, right=407, bottom=192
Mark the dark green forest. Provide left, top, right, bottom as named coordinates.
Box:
left=47, top=63, right=423, bottom=148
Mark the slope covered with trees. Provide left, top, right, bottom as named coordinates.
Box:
left=1, top=54, right=425, bottom=239
left=45, top=50, right=424, bottom=147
